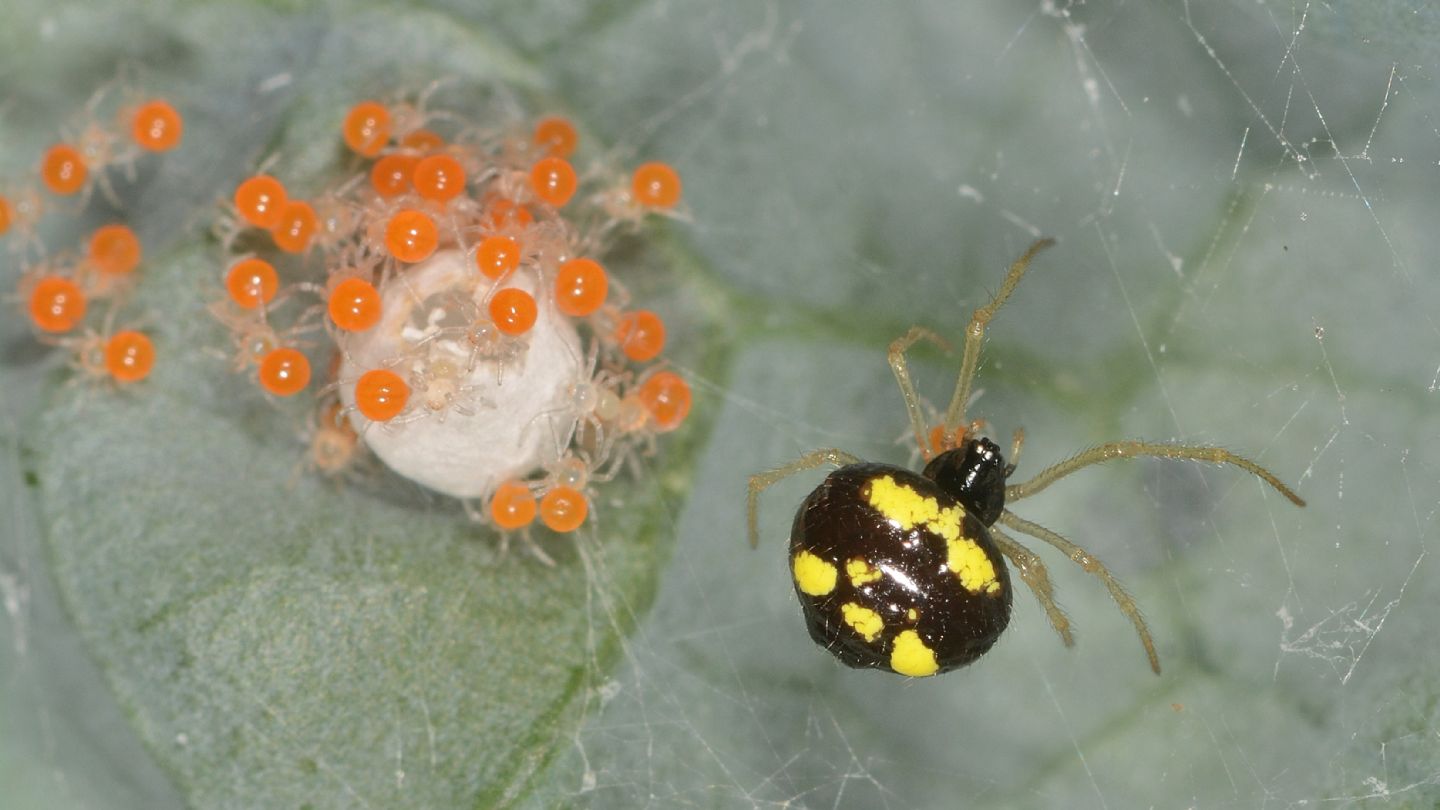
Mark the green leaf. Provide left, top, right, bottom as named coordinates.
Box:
left=6, top=1, right=1440, bottom=808
left=4, top=4, right=709, bottom=808
left=32, top=330, right=677, bottom=808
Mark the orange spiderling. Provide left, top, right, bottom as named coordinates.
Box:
left=41, top=144, right=87, bottom=195
left=532, top=116, right=578, bottom=158
left=491, top=480, right=537, bottom=530
left=258, top=347, right=311, bottom=396
left=342, top=101, right=391, bottom=157
left=474, top=235, right=521, bottom=280
left=631, top=162, right=682, bottom=208
left=234, top=175, right=288, bottom=229
left=484, top=197, right=534, bottom=231
left=225, top=257, right=279, bottom=309
left=489, top=288, right=537, bottom=336
left=554, top=258, right=607, bottom=317
left=614, top=310, right=666, bottom=362
left=370, top=154, right=417, bottom=198
left=328, top=278, right=382, bottom=332
left=384, top=209, right=439, bottom=263
left=104, top=330, right=155, bottom=382
left=401, top=129, right=445, bottom=152
left=87, top=224, right=143, bottom=275
left=270, top=200, right=318, bottom=253
left=529, top=156, right=577, bottom=208
left=355, top=368, right=409, bottom=422
left=540, top=486, right=588, bottom=533
left=412, top=154, right=466, bottom=204
left=28, top=276, right=87, bottom=333
left=130, top=100, right=184, bottom=152
left=638, top=371, right=691, bottom=432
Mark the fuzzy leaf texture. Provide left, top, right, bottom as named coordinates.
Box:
left=3, top=2, right=1438, bottom=809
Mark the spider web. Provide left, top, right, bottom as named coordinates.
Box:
left=4, top=1, right=1440, bottom=808
left=542, top=2, right=1440, bottom=807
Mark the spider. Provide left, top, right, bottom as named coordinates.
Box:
left=746, top=238, right=1305, bottom=678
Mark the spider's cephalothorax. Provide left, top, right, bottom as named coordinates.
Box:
left=789, top=457, right=1013, bottom=677
left=747, top=238, right=1307, bottom=678
left=922, top=437, right=1007, bottom=526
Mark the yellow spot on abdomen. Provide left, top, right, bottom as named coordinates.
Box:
left=846, top=557, right=882, bottom=587
left=841, top=602, right=884, bottom=641
left=890, top=629, right=939, bottom=677
left=946, top=536, right=1001, bottom=595
left=864, top=475, right=964, bottom=540
left=792, top=549, right=838, bottom=596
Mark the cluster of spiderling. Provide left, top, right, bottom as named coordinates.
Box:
left=4, top=83, right=183, bottom=387
left=212, top=88, right=693, bottom=548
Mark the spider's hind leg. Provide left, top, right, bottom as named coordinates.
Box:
left=999, top=509, right=1161, bottom=674
left=746, top=448, right=862, bottom=548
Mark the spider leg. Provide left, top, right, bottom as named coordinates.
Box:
left=991, top=524, right=1073, bottom=647
left=1004, top=440, right=1306, bottom=507
left=944, top=237, right=1055, bottom=432
left=746, top=448, right=862, bottom=548
left=999, top=509, right=1161, bottom=674
left=887, top=326, right=953, bottom=458
left=522, top=532, right=558, bottom=567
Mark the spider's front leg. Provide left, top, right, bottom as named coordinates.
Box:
left=887, top=326, right=952, bottom=458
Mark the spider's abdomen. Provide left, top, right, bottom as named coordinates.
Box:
left=788, top=462, right=1012, bottom=677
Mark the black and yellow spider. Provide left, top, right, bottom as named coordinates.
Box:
left=746, top=239, right=1305, bottom=677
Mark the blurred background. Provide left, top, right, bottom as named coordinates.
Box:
left=2, top=1, right=1437, bottom=807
